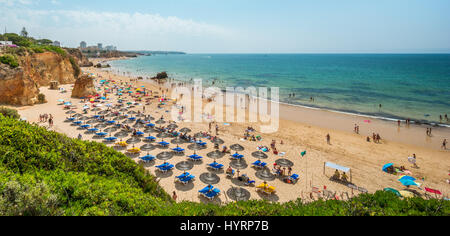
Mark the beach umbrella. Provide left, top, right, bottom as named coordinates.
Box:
left=119, top=108, right=128, bottom=112
left=175, top=161, right=194, bottom=172
left=200, top=173, right=220, bottom=185
left=171, top=137, right=186, bottom=145
left=78, top=116, right=90, bottom=121
left=179, top=128, right=192, bottom=133
left=230, top=144, right=245, bottom=152
left=230, top=159, right=248, bottom=170
left=104, top=127, right=118, bottom=133
left=382, top=163, right=394, bottom=172
left=133, top=123, right=145, bottom=128
left=227, top=187, right=251, bottom=202
left=167, top=124, right=178, bottom=129
left=211, top=138, right=225, bottom=145
left=114, top=132, right=129, bottom=139
left=98, top=110, right=109, bottom=115
left=144, top=127, right=157, bottom=133
left=157, top=132, right=171, bottom=139
left=86, top=120, right=98, bottom=124
left=252, top=151, right=268, bottom=159
left=275, top=159, right=294, bottom=168
left=384, top=188, right=401, bottom=197
left=398, top=175, right=416, bottom=182
left=207, top=150, right=225, bottom=159
left=95, top=123, right=108, bottom=129
left=92, top=107, right=102, bottom=112
left=66, top=110, right=76, bottom=115
left=194, top=132, right=205, bottom=139
left=128, top=110, right=137, bottom=115
left=188, top=143, right=205, bottom=151
left=399, top=179, right=418, bottom=187
left=140, top=144, right=156, bottom=151
left=255, top=167, right=276, bottom=182
left=156, top=151, right=174, bottom=161
left=155, top=119, right=166, bottom=125
left=126, top=137, right=141, bottom=145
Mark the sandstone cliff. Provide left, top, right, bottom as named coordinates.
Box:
left=71, top=74, right=96, bottom=98
left=0, top=49, right=84, bottom=105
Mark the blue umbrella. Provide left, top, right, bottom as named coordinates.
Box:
left=382, top=163, right=394, bottom=172
left=399, top=175, right=416, bottom=181
left=399, top=179, right=418, bottom=187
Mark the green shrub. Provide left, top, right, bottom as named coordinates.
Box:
left=0, top=54, right=19, bottom=68
left=0, top=115, right=447, bottom=216
left=69, top=56, right=80, bottom=77
left=0, top=107, right=20, bottom=119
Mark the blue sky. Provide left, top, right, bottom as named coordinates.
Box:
left=1, top=0, right=450, bottom=53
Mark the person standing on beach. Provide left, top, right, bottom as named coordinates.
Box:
left=172, top=191, right=177, bottom=201
left=443, top=139, right=448, bottom=150
left=326, top=134, right=331, bottom=145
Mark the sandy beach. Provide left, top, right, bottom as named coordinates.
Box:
left=10, top=57, right=449, bottom=204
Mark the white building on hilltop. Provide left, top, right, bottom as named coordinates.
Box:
left=0, top=41, right=13, bottom=47
left=53, top=41, right=61, bottom=47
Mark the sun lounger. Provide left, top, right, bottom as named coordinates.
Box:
left=201, top=188, right=220, bottom=200
left=252, top=160, right=267, bottom=169
left=199, top=185, right=214, bottom=194
left=208, top=162, right=224, bottom=170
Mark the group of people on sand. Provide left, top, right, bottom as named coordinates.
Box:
left=370, top=133, right=381, bottom=143
left=273, top=163, right=292, bottom=177
left=208, top=122, right=220, bottom=135
left=332, top=169, right=349, bottom=183
left=38, top=113, right=53, bottom=127
left=439, top=114, right=449, bottom=123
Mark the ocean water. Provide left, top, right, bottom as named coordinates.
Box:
left=108, top=54, right=450, bottom=124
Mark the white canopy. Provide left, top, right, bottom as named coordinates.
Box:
left=325, top=162, right=350, bottom=172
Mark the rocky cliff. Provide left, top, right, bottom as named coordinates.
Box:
left=0, top=49, right=84, bottom=105
left=71, top=74, right=96, bottom=98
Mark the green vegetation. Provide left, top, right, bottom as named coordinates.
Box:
left=69, top=56, right=81, bottom=77
left=0, top=115, right=448, bottom=216
left=37, top=93, right=46, bottom=104
left=1, top=32, right=66, bottom=57
left=0, top=54, right=19, bottom=68
left=0, top=108, right=20, bottom=120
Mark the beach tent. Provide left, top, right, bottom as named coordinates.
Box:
left=382, top=163, right=394, bottom=172
left=399, top=179, right=419, bottom=187
left=323, top=162, right=352, bottom=182
left=384, top=188, right=401, bottom=197
left=398, top=175, right=416, bottom=181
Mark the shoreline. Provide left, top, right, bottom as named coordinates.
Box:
left=104, top=57, right=450, bottom=151
left=105, top=56, right=450, bottom=129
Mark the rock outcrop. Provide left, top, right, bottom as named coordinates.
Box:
left=0, top=49, right=82, bottom=105
left=0, top=64, right=40, bottom=105
left=71, top=74, right=96, bottom=98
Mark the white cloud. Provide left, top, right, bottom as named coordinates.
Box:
left=0, top=5, right=235, bottom=52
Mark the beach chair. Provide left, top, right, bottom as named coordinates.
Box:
left=202, top=188, right=220, bottom=201
left=188, top=154, right=203, bottom=162
left=231, top=153, right=244, bottom=160
left=226, top=169, right=235, bottom=178
left=252, top=160, right=267, bottom=169
left=208, top=162, right=224, bottom=171
left=177, top=175, right=195, bottom=185
left=199, top=185, right=214, bottom=195
left=127, top=147, right=141, bottom=154
left=115, top=141, right=128, bottom=148
left=140, top=155, right=155, bottom=163
left=287, top=174, right=299, bottom=184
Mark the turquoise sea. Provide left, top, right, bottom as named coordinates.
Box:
left=108, top=54, right=450, bottom=125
